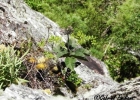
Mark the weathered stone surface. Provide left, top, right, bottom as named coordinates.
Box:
left=0, top=0, right=66, bottom=51
left=0, top=84, right=76, bottom=100
left=88, top=76, right=140, bottom=100
left=75, top=64, right=118, bottom=99
left=0, top=77, right=139, bottom=100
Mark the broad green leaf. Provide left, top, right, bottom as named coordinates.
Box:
left=65, top=57, right=76, bottom=71
left=74, top=48, right=85, bottom=57
left=69, top=39, right=78, bottom=48
left=53, top=45, right=68, bottom=58
left=57, top=51, right=68, bottom=58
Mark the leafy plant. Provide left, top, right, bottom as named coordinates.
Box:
left=49, top=31, right=90, bottom=89
left=66, top=71, right=82, bottom=87
left=61, top=35, right=89, bottom=88
left=0, top=45, right=28, bottom=89
left=104, top=0, right=140, bottom=82
left=48, top=34, right=89, bottom=71
left=72, top=31, right=97, bottom=49
left=43, top=51, right=55, bottom=59
left=48, top=36, right=63, bottom=44
left=37, top=38, right=46, bottom=48
left=53, top=35, right=89, bottom=71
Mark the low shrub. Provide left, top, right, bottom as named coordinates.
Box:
left=0, top=45, right=28, bottom=89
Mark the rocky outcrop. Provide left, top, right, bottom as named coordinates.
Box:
left=0, top=0, right=66, bottom=50
left=106, top=77, right=140, bottom=100
left=0, top=0, right=139, bottom=100
left=0, top=84, right=76, bottom=100
left=0, top=77, right=139, bottom=100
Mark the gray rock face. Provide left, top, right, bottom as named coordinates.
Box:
left=0, top=0, right=66, bottom=50
left=0, top=0, right=139, bottom=100
left=75, top=56, right=118, bottom=99
left=88, top=77, right=140, bottom=100
left=0, top=77, right=139, bottom=100
left=105, top=77, right=140, bottom=100
left=0, top=84, right=76, bottom=100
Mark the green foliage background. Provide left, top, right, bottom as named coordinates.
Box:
left=105, top=0, right=140, bottom=82
left=24, top=0, right=140, bottom=82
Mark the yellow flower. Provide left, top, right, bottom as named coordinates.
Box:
left=51, top=66, right=60, bottom=74
left=28, top=57, right=37, bottom=63
left=37, top=56, right=49, bottom=63
left=52, top=66, right=59, bottom=71
left=37, top=56, right=46, bottom=63
left=35, top=63, right=46, bottom=70
left=0, top=44, right=7, bottom=52
left=43, top=89, right=51, bottom=94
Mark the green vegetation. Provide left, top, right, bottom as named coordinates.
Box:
left=37, top=38, right=46, bottom=48
left=0, top=45, right=28, bottom=89
left=104, top=0, right=140, bottom=82
left=49, top=33, right=88, bottom=88
left=53, top=37, right=89, bottom=71
left=24, top=0, right=140, bottom=83
left=66, top=71, right=82, bottom=87
left=36, top=34, right=84, bottom=90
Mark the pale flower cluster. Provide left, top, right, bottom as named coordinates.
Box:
left=0, top=44, right=7, bottom=52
